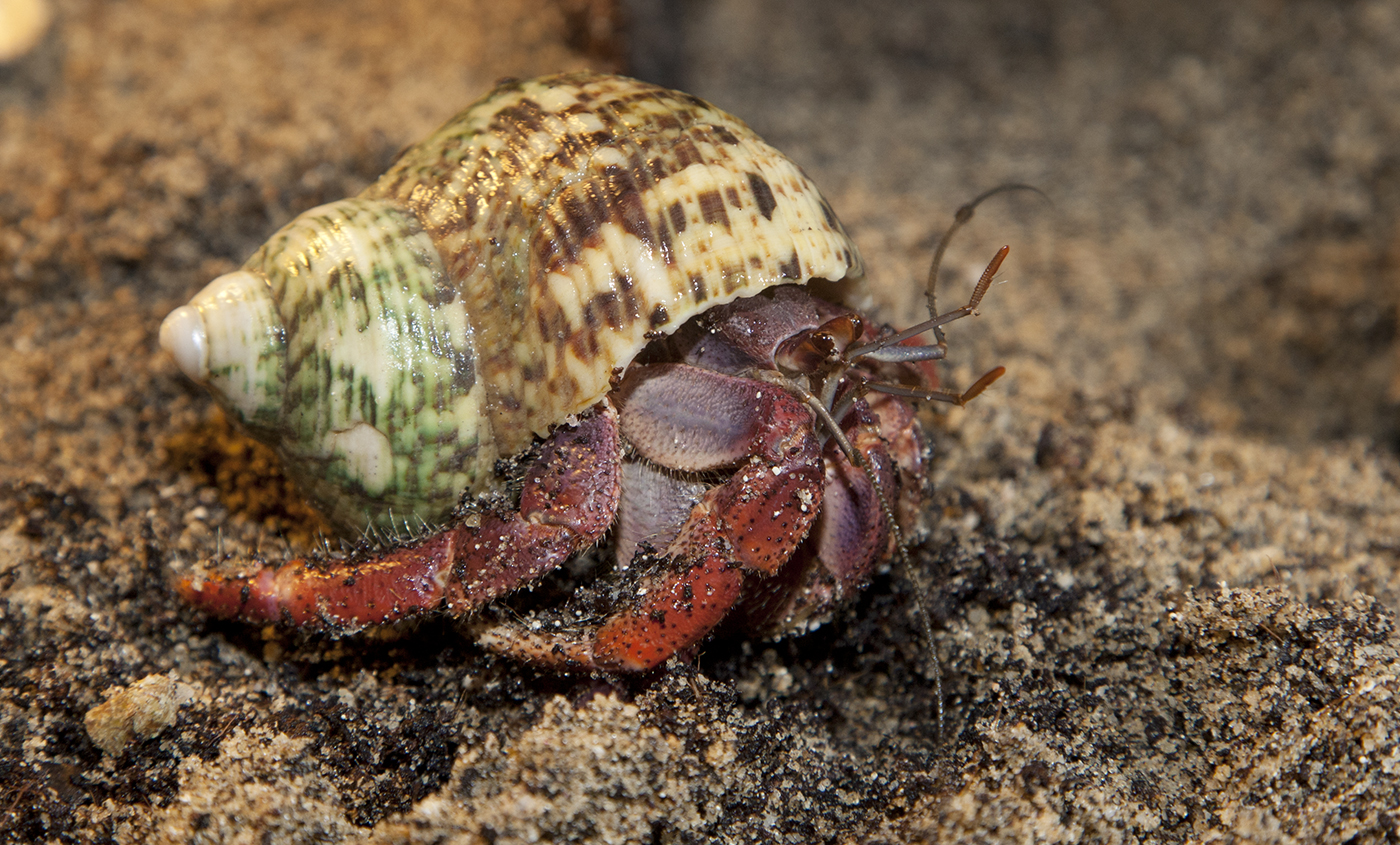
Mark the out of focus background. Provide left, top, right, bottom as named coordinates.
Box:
left=3, top=1, right=1400, bottom=842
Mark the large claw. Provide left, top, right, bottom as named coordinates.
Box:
left=476, top=363, right=827, bottom=671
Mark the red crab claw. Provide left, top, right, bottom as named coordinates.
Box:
left=732, top=398, right=901, bottom=634
left=475, top=363, right=827, bottom=672
left=174, top=405, right=623, bottom=629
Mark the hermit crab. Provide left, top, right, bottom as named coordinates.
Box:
left=161, top=72, right=1006, bottom=672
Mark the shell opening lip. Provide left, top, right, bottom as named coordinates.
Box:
left=160, top=304, right=209, bottom=382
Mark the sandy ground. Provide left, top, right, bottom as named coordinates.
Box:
left=3, top=0, right=1400, bottom=842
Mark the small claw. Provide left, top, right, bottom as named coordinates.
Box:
left=735, top=400, right=899, bottom=635
left=593, top=533, right=748, bottom=671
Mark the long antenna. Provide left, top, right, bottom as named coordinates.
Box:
left=773, top=375, right=947, bottom=744
left=832, top=185, right=1042, bottom=745
left=924, top=184, right=1045, bottom=348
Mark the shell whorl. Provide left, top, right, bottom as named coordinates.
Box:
left=162, top=72, right=863, bottom=532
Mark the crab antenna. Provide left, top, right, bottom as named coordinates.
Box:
left=865, top=365, right=1007, bottom=407
left=925, top=183, right=1045, bottom=347
left=848, top=245, right=1008, bottom=362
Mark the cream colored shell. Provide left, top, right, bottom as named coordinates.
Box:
left=160, top=73, right=863, bottom=531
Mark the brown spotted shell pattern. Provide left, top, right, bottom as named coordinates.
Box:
left=159, top=73, right=863, bottom=531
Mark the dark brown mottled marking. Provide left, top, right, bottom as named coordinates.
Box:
left=626, top=150, right=655, bottom=189
left=688, top=273, right=708, bottom=302
left=698, top=190, right=729, bottom=227
left=649, top=304, right=669, bottom=328
left=614, top=271, right=642, bottom=321
left=520, top=360, right=546, bottom=383
left=724, top=186, right=741, bottom=209
left=423, top=275, right=460, bottom=307
left=583, top=182, right=613, bottom=241
left=495, top=143, right=526, bottom=180
left=558, top=192, right=602, bottom=261
left=673, top=138, right=703, bottom=168
left=667, top=201, right=686, bottom=234
left=746, top=172, right=776, bottom=220
left=581, top=291, right=621, bottom=330
left=778, top=252, right=802, bottom=280
left=548, top=136, right=578, bottom=170
left=819, top=197, right=837, bottom=227
left=578, top=130, right=615, bottom=151
left=711, top=125, right=739, bottom=145
left=536, top=301, right=571, bottom=342
left=603, top=164, right=654, bottom=249
left=494, top=97, right=550, bottom=138
left=718, top=262, right=741, bottom=295
left=655, top=217, right=675, bottom=265
left=569, top=326, right=602, bottom=361
left=533, top=228, right=561, bottom=272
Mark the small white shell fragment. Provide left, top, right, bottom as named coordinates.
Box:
left=0, top=0, right=51, bottom=63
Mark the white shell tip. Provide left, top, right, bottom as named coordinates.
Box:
left=160, top=305, right=209, bottom=382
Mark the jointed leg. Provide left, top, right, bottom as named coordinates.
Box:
left=175, top=405, right=623, bottom=630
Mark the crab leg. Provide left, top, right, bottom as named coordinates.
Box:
left=477, top=364, right=826, bottom=671
left=735, top=400, right=900, bottom=634
left=175, top=405, right=622, bottom=629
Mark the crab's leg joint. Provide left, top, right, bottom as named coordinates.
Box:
left=175, top=405, right=623, bottom=630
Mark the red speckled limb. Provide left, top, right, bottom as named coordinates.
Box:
left=476, top=364, right=826, bottom=671
left=175, top=405, right=622, bottom=629
left=734, top=399, right=900, bottom=634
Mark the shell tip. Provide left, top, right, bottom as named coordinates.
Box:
left=160, top=305, right=209, bottom=382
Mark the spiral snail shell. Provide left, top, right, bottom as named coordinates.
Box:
left=161, top=73, right=863, bottom=532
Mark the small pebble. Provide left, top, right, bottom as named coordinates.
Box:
left=84, top=673, right=196, bottom=755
